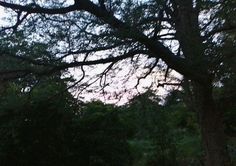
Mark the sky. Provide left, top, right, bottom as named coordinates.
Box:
left=0, top=6, right=5, bottom=25
left=0, top=1, right=182, bottom=105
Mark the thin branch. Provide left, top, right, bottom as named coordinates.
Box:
left=49, top=50, right=150, bottom=74
left=164, top=66, right=170, bottom=81
left=205, top=24, right=236, bottom=38
left=135, top=59, right=158, bottom=88
left=0, top=50, right=149, bottom=81
left=57, top=42, right=128, bottom=61
left=0, top=11, right=29, bottom=32
left=0, top=0, right=208, bottom=83
left=48, top=66, right=86, bottom=100
left=156, top=82, right=181, bottom=87
left=137, top=16, right=171, bottom=26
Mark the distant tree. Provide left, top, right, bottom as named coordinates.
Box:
left=72, top=101, right=131, bottom=166
left=0, top=0, right=236, bottom=165
left=122, top=90, right=204, bottom=166
left=0, top=78, right=78, bottom=166
left=0, top=81, right=132, bottom=166
left=123, top=91, right=177, bottom=166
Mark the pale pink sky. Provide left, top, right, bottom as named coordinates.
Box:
left=0, top=1, right=182, bottom=105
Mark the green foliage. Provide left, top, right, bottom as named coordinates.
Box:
left=0, top=80, right=234, bottom=165
left=70, top=101, right=131, bottom=166
left=121, top=90, right=203, bottom=166
left=0, top=78, right=76, bottom=166
left=0, top=1, right=235, bottom=165
left=0, top=80, right=131, bottom=166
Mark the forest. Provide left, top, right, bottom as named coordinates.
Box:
left=0, top=75, right=234, bottom=166
left=0, top=0, right=235, bottom=166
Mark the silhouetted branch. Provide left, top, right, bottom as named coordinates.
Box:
left=0, top=0, right=210, bottom=83
left=0, top=1, right=78, bottom=14
left=205, top=24, right=236, bottom=38
left=135, top=59, right=158, bottom=88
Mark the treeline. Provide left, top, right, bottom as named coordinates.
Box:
left=0, top=77, right=235, bottom=166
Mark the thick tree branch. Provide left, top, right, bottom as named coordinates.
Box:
left=0, top=1, right=78, bottom=14
left=49, top=50, right=149, bottom=73
left=0, top=0, right=209, bottom=83
left=58, top=42, right=129, bottom=61
left=77, top=1, right=209, bottom=83
left=0, top=49, right=149, bottom=81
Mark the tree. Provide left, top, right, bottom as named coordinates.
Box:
left=0, top=35, right=132, bottom=165
left=0, top=0, right=235, bottom=165
left=0, top=76, right=132, bottom=166
left=0, top=78, right=78, bottom=166
left=124, top=91, right=178, bottom=166
left=73, top=101, right=131, bottom=166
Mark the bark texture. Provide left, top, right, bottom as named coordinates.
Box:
left=193, top=83, right=231, bottom=166
left=174, top=1, right=231, bottom=165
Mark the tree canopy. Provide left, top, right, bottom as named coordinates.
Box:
left=0, top=0, right=235, bottom=165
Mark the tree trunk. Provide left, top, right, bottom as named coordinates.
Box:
left=193, top=83, right=231, bottom=166
left=173, top=1, right=232, bottom=164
